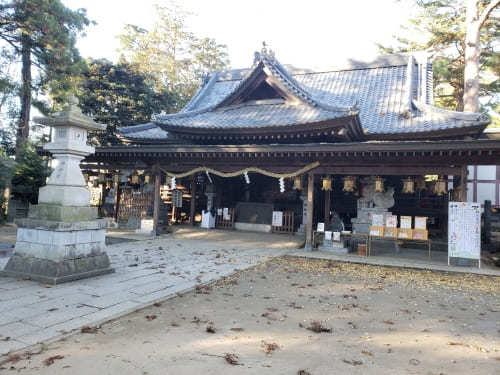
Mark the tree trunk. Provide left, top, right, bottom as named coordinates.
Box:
left=463, top=0, right=480, bottom=113
left=463, top=0, right=500, bottom=112
left=16, top=35, right=32, bottom=156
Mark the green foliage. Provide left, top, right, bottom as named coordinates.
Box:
left=378, top=0, right=499, bottom=114
left=77, top=58, right=175, bottom=145
left=0, top=0, right=91, bottom=150
left=10, top=142, right=51, bottom=204
left=117, top=1, right=229, bottom=110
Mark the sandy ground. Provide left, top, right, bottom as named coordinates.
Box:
left=1, top=257, right=500, bottom=375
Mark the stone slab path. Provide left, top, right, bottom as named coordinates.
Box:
left=0, top=230, right=300, bottom=356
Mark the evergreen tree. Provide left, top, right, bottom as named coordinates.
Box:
left=117, top=1, right=229, bottom=110
left=378, top=0, right=499, bottom=116
left=77, top=58, right=175, bottom=145
left=10, top=142, right=51, bottom=204
left=0, top=0, right=91, bottom=156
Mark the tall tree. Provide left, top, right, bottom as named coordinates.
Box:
left=118, top=1, right=229, bottom=110
left=378, top=0, right=499, bottom=114
left=0, top=0, right=91, bottom=156
left=463, top=0, right=500, bottom=112
left=78, top=58, right=175, bottom=145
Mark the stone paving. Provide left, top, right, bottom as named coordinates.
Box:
left=0, top=231, right=299, bottom=356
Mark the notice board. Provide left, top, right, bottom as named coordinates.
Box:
left=448, top=202, right=481, bottom=267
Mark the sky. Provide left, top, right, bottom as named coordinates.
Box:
left=62, top=0, right=417, bottom=71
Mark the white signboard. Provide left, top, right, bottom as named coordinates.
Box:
left=272, top=211, right=283, bottom=227
left=324, top=231, right=332, bottom=241
left=448, top=202, right=481, bottom=267
left=172, top=190, right=183, bottom=208
left=317, top=222, right=325, bottom=232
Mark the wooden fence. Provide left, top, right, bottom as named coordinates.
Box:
left=215, top=207, right=235, bottom=229
left=118, top=190, right=154, bottom=219
left=272, top=211, right=294, bottom=234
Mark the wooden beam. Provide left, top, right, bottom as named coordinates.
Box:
left=305, top=173, right=314, bottom=251
left=153, top=172, right=161, bottom=235
left=459, top=165, right=468, bottom=202
left=190, top=175, right=197, bottom=226
left=324, top=186, right=331, bottom=227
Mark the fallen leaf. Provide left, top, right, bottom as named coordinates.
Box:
left=297, top=370, right=312, bottom=375
left=262, top=341, right=279, bottom=354
left=301, top=320, right=332, bottom=333
left=224, top=353, right=242, bottom=365
left=81, top=326, right=98, bottom=334
left=230, top=328, right=244, bottom=332
left=343, top=359, right=363, bottom=366
left=145, top=315, right=157, bottom=321
left=206, top=324, right=216, bottom=333
left=383, top=320, right=394, bottom=325
left=361, top=350, right=373, bottom=356
left=43, top=355, right=64, bottom=366
left=6, top=354, right=21, bottom=363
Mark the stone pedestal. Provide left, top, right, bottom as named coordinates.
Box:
left=2, top=97, right=114, bottom=284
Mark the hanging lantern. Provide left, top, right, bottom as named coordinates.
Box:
left=131, top=174, right=139, bottom=184
left=342, top=176, right=356, bottom=193
left=402, top=177, right=415, bottom=194
left=144, top=175, right=151, bottom=184
left=375, top=176, right=385, bottom=192
left=321, top=176, right=332, bottom=191
left=293, top=175, right=302, bottom=190
left=434, top=176, right=447, bottom=196
left=98, top=173, right=105, bottom=183
left=105, top=181, right=112, bottom=190
left=83, top=173, right=89, bottom=183
left=416, top=176, right=426, bottom=191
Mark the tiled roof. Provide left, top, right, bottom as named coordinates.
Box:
left=157, top=99, right=350, bottom=129
left=120, top=51, right=487, bottom=140
left=119, top=122, right=168, bottom=140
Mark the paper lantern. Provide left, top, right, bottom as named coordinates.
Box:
left=293, top=175, right=302, bottom=190
left=343, top=176, right=356, bottom=192
left=321, top=176, right=332, bottom=191
left=402, top=177, right=415, bottom=194
left=144, top=175, right=151, bottom=184
left=416, top=176, right=426, bottom=191
left=105, top=181, right=112, bottom=190
left=434, top=176, right=447, bottom=195
left=83, top=173, right=89, bottom=183
left=131, top=174, right=139, bottom=184
left=375, top=176, right=385, bottom=192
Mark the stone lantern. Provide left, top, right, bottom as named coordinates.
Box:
left=2, top=97, right=114, bottom=284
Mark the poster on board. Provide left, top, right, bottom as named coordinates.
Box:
left=448, top=202, right=481, bottom=267
left=272, top=211, right=283, bottom=227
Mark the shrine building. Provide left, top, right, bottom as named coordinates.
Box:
left=83, top=47, right=500, bottom=255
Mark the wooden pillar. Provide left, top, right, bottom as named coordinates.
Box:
left=324, top=188, right=331, bottom=227
left=305, top=173, right=314, bottom=251
left=113, top=172, right=120, bottom=222
left=152, top=172, right=161, bottom=236
left=190, top=175, right=196, bottom=226
left=459, top=165, right=468, bottom=202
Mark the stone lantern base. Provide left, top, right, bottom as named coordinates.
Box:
left=3, top=205, right=114, bottom=285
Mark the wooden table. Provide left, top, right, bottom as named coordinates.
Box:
left=367, top=235, right=431, bottom=258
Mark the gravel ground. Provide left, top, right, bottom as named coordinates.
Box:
left=2, top=257, right=499, bottom=375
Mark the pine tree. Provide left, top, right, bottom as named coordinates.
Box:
left=77, top=58, right=175, bottom=145
left=378, top=0, right=499, bottom=115
left=0, top=0, right=91, bottom=156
